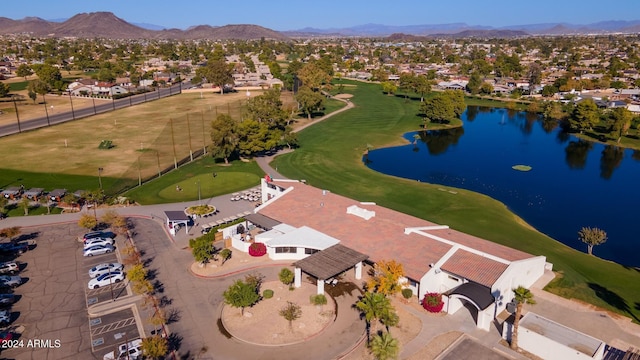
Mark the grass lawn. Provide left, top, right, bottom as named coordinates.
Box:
left=271, top=79, right=640, bottom=323
left=124, top=157, right=264, bottom=204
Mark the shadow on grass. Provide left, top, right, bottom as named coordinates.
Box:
left=588, top=283, right=640, bottom=322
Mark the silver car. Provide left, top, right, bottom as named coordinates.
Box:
left=83, top=237, right=114, bottom=249
left=88, top=263, right=124, bottom=278
left=0, top=309, right=10, bottom=326
left=83, top=244, right=114, bottom=257
left=0, top=276, right=22, bottom=288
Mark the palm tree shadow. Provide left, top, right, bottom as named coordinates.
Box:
left=588, top=283, right=640, bottom=322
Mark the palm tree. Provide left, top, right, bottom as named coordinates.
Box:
left=355, top=292, right=393, bottom=342
left=510, top=286, right=536, bottom=350
left=370, top=332, right=400, bottom=360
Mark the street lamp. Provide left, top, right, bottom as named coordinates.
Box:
left=98, top=167, right=104, bottom=191
left=11, top=95, right=21, bottom=133
left=67, top=90, right=76, bottom=120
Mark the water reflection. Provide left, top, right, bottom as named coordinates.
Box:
left=600, top=145, right=624, bottom=180
left=366, top=106, right=640, bottom=266
left=417, top=127, right=465, bottom=155
left=565, top=140, right=593, bottom=169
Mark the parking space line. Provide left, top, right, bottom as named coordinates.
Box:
left=86, top=282, right=127, bottom=296
left=91, top=317, right=136, bottom=336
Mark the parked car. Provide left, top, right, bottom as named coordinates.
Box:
left=89, top=263, right=124, bottom=278
left=82, top=231, right=114, bottom=242
left=0, top=243, right=28, bottom=255
left=0, top=330, right=13, bottom=342
left=0, top=276, right=22, bottom=288
left=103, top=338, right=142, bottom=360
left=0, top=262, right=18, bottom=275
left=0, top=294, right=16, bottom=307
left=83, top=238, right=114, bottom=249
left=0, top=310, right=10, bottom=326
left=83, top=244, right=114, bottom=257
left=88, top=271, right=124, bottom=289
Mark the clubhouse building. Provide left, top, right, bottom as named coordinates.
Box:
left=226, top=178, right=550, bottom=331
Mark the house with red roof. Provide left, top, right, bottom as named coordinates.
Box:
left=234, top=178, right=550, bottom=331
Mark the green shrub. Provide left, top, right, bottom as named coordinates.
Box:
left=310, top=294, right=327, bottom=306
left=263, top=289, right=274, bottom=299
left=402, top=288, right=413, bottom=300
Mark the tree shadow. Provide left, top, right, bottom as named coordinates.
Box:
left=588, top=283, right=640, bottom=322
left=158, top=295, right=172, bottom=307
left=167, top=332, right=183, bottom=352
left=166, top=308, right=181, bottom=324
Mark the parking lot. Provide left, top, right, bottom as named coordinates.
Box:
left=0, top=222, right=143, bottom=360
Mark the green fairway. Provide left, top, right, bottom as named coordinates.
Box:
left=271, top=79, right=640, bottom=323
left=124, top=157, right=264, bottom=204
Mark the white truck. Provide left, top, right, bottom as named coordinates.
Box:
left=103, top=338, right=143, bottom=360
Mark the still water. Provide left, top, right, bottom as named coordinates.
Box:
left=365, top=106, right=640, bottom=266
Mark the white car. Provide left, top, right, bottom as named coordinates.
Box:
left=89, top=263, right=124, bottom=278
left=103, top=338, right=142, bottom=360
left=83, top=237, right=114, bottom=249
left=83, top=244, right=114, bottom=257
left=88, top=271, right=124, bottom=289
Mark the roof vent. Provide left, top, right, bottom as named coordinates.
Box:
left=346, top=205, right=375, bottom=220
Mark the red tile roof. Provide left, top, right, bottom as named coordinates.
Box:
left=440, top=250, right=509, bottom=287
left=260, top=181, right=534, bottom=284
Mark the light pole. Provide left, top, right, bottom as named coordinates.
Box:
left=98, top=167, right=103, bottom=191
left=67, top=90, right=76, bottom=120
left=42, top=94, right=50, bottom=126
left=11, top=95, right=21, bottom=133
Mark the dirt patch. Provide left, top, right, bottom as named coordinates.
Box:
left=221, top=281, right=335, bottom=345
left=334, top=93, right=354, bottom=99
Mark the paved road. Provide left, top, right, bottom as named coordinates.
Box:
left=0, top=83, right=185, bottom=137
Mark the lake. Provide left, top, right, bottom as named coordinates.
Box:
left=365, top=106, right=640, bottom=267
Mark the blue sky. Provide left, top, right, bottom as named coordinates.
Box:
left=4, top=0, right=640, bottom=31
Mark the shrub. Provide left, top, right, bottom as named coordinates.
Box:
left=263, top=289, right=274, bottom=299
left=248, top=242, right=266, bottom=257
left=422, top=292, right=444, bottom=313
left=310, top=294, right=327, bottom=306
left=402, top=288, right=413, bottom=300
left=279, top=268, right=294, bottom=286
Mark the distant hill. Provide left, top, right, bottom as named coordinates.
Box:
left=0, top=12, right=290, bottom=40
left=1, top=12, right=639, bottom=39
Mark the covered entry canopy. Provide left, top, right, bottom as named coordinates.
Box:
left=165, top=211, right=190, bottom=234
left=449, top=282, right=494, bottom=310
left=245, top=213, right=281, bottom=230
left=294, top=244, right=369, bottom=281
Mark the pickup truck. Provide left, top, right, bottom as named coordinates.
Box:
left=103, top=338, right=143, bottom=360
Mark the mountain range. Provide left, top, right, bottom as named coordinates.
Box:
left=0, top=12, right=639, bottom=40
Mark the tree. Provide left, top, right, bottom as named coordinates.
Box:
left=0, top=227, right=21, bottom=241
left=27, top=77, right=51, bottom=97
left=279, top=301, right=302, bottom=331
left=0, top=83, right=10, bottom=98
left=38, top=196, right=51, bottom=215
left=527, top=63, right=543, bottom=86
left=578, top=227, right=608, bottom=255
left=420, top=91, right=465, bottom=125
left=355, top=292, right=394, bottom=341
left=510, top=286, right=536, bottom=350
left=279, top=268, right=294, bottom=287
left=412, top=76, right=431, bottom=102
left=189, top=236, right=214, bottom=265
left=570, top=99, right=600, bottom=131
left=295, top=86, right=324, bottom=120
left=78, top=213, right=98, bottom=230
left=19, top=197, right=30, bottom=216
left=297, top=62, right=330, bottom=91
left=210, top=113, right=238, bottom=164
left=608, top=107, right=633, bottom=143
left=246, top=89, right=287, bottom=129
left=479, top=82, right=494, bottom=95
left=466, top=72, right=482, bottom=95
left=197, top=59, right=233, bottom=94
left=141, top=335, right=168, bottom=360
left=381, top=81, right=397, bottom=95
left=367, top=260, right=406, bottom=296
left=220, top=248, right=232, bottom=265
left=223, top=279, right=260, bottom=315
left=16, top=64, right=33, bottom=80
left=0, top=197, right=8, bottom=216
left=369, top=332, right=400, bottom=360
left=32, top=64, right=61, bottom=87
